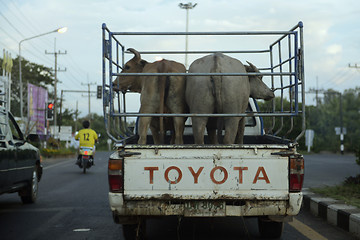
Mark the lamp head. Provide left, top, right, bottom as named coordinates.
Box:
left=57, top=27, right=68, bottom=34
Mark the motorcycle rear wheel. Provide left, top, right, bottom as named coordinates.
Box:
left=82, top=158, right=87, bottom=174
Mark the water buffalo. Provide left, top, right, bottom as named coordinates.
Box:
left=113, top=48, right=186, bottom=144
left=186, top=53, right=274, bottom=144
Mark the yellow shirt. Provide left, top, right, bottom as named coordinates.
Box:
left=75, top=128, right=98, bottom=147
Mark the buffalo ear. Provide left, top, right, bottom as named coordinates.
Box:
left=140, top=60, right=147, bottom=67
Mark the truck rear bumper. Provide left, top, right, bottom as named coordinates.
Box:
left=109, top=192, right=302, bottom=223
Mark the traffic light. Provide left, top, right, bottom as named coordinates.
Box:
left=97, top=85, right=102, bottom=99
left=47, top=102, right=54, bottom=120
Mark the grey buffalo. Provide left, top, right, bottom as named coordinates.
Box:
left=186, top=53, right=274, bottom=144
left=113, top=48, right=187, bottom=144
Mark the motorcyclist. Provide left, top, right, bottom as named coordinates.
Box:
left=75, top=120, right=98, bottom=165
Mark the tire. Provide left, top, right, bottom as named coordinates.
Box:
left=82, top=158, right=87, bottom=174
left=258, top=217, right=284, bottom=239
left=122, top=221, right=146, bottom=240
left=20, top=168, right=39, bottom=204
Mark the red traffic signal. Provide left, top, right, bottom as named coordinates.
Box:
left=47, top=102, right=54, bottom=120
left=47, top=103, right=54, bottom=110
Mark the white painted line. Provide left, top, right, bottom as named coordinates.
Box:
left=73, top=228, right=91, bottom=232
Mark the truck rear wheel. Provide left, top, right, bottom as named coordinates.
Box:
left=258, top=217, right=284, bottom=239
left=122, top=220, right=146, bottom=240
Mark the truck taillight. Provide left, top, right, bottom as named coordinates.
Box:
left=108, top=159, right=124, bottom=193
left=289, top=156, right=304, bottom=192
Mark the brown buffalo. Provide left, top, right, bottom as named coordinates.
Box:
left=113, top=48, right=186, bottom=144
left=186, top=53, right=274, bottom=144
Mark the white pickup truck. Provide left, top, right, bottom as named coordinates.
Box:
left=103, top=22, right=305, bottom=239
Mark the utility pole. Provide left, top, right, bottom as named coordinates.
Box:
left=45, top=38, right=67, bottom=138
left=307, top=88, right=344, bottom=154
left=349, top=63, right=360, bottom=69
left=59, top=89, right=96, bottom=131
left=339, top=92, right=344, bottom=155
left=81, top=81, right=97, bottom=118
left=75, top=101, right=78, bottom=133
left=179, top=2, right=197, bottom=69
left=315, top=76, right=319, bottom=107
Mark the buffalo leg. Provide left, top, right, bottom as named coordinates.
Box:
left=138, top=117, right=152, bottom=144
left=207, top=128, right=217, bottom=144
left=235, top=117, right=246, bottom=144
left=150, top=125, right=161, bottom=144
left=207, top=117, right=218, bottom=144
left=223, top=117, right=240, bottom=144
left=192, top=117, right=208, bottom=144
left=173, top=117, right=185, bottom=144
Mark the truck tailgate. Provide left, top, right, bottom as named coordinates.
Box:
left=123, top=145, right=289, bottom=201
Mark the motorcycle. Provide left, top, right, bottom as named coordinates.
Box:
left=77, top=147, right=94, bottom=173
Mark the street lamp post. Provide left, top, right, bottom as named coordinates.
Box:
left=179, top=2, right=197, bottom=69
left=18, top=27, right=67, bottom=120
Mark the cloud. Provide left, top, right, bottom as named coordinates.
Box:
left=3, top=0, right=360, bottom=115
left=326, top=44, right=342, bottom=55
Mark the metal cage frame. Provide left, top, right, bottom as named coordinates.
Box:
left=102, top=21, right=305, bottom=143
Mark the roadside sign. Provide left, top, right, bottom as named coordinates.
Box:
left=305, top=129, right=314, bottom=152
left=335, top=127, right=346, bottom=135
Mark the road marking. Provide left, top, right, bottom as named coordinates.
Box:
left=289, top=218, right=328, bottom=240
left=73, top=228, right=91, bottom=232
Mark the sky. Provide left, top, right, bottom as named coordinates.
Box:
left=1, top=0, right=360, bottom=117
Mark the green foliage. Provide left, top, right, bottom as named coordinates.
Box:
left=307, top=88, right=360, bottom=153
left=3, top=57, right=360, bottom=154
left=257, top=88, right=360, bottom=153
left=1, top=56, right=119, bottom=152
left=46, top=137, right=60, bottom=149
left=311, top=180, right=360, bottom=208
left=356, top=148, right=360, bottom=166
left=0, top=56, right=54, bottom=117
left=40, top=147, right=76, bottom=158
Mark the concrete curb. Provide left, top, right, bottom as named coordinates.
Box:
left=302, top=189, right=360, bottom=238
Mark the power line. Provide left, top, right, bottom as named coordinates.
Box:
left=0, top=11, right=26, bottom=38
left=0, top=25, right=19, bottom=44
left=58, top=89, right=96, bottom=131
left=0, top=0, right=55, bottom=64
left=63, top=54, right=88, bottom=79
left=0, top=0, right=53, bottom=49
left=6, top=0, right=45, bottom=36
left=0, top=24, right=55, bottom=66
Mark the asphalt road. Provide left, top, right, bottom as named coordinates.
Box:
left=0, top=151, right=357, bottom=240
left=303, top=153, right=360, bottom=188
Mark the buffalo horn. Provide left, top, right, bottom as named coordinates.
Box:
left=127, top=48, right=141, bottom=62
left=246, top=61, right=259, bottom=72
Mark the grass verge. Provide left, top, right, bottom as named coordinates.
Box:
left=311, top=175, right=360, bottom=208
left=40, top=148, right=76, bottom=158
